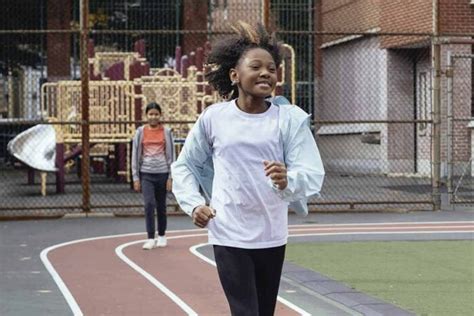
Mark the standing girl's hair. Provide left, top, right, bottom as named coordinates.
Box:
left=145, top=102, right=162, bottom=114
left=205, top=22, right=282, bottom=99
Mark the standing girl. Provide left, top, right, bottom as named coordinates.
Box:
left=132, top=102, right=175, bottom=250
left=172, top=22, right=324, bottom=315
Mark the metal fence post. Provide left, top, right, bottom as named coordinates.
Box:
left=262, top=0, right=270, bottom=28
left=446, top=51, right=453, bottom=205
left=431, top=0, right=442, bottom=211
left=80, top=0, right=91, bottom=213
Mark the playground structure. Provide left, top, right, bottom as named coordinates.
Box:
left=9, top=39, right=296, bottom=195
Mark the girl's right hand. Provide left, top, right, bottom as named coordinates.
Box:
left=133, top=180, right=141, bottom=192
left=192, top=205, right=216, bottom=228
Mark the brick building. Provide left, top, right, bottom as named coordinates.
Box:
left=315, top=0, right=473, bottom=177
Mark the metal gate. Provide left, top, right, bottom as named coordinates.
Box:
left=447, top=52, right=474, bottom=207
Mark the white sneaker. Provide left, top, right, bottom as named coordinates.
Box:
left=142, top=239, right=156, bottom=250
left=157, top=236, right=167, bottom=247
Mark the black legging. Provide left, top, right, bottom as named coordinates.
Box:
left=141, top=172, right=168, bottom=238
left=213, top=244, right=286, bottom=316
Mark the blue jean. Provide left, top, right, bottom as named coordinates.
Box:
left=141, top=172, right=168, bottom=239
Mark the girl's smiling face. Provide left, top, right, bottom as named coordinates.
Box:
left=230, top=48, right=277, bottom=99
left=146, top=108, right=161, bottom=127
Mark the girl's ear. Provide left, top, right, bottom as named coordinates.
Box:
left=229, top=68, right=238, bottom=83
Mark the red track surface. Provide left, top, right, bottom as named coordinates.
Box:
left=43, top=221, right=474, bottom=315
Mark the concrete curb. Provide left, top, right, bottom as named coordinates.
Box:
left=282, top=262, right=416, bottom=316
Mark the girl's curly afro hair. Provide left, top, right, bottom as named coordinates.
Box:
left=205, top=21, right=282, bottom=99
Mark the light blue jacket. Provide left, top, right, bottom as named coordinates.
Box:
left=171, top=99, right=325, bottom=217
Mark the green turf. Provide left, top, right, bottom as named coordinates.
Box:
left=286, top=240, right=474, bottom=316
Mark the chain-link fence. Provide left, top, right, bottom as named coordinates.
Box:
left=447, top=52, right=474, bottom=205
left=308, top=32, right=436, bottom=211
left=1, top=0, right=473, bottom=217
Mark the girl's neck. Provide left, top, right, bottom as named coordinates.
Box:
left=147, top=123, right=161, bottom=129
left=236, top=96, right=268, bottom=114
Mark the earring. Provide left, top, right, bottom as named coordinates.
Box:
left=231, top=80, right=239, bottom=86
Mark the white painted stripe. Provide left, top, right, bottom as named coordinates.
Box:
left=116, top=238, right=205, bottom=316
left=288, top=220, right=474, bottom=229
left=289, top=225, right=474, bottom=232
left=277, top=296, right=312, bottom=316
left=40, top=223, right=473, bottom=315
left=189, top=243, right=216, bottom=267
left=39, top=230, right=204, bottom=316
left=289, top=230, right=474, bottom=238
left=40, top=245, right=84, bottom=316
left=189, top=243, right=311, bottom=316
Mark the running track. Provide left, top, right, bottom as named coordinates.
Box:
left=41, top=221, right=474, bottom=315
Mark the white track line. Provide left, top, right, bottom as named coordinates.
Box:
left=40, top=245, right=83, bottom=316
left=289, top=230, right=474, bottom=238
left=40, top=232, right=146, bottom=316
left=288, top=221, right=474, bottom=228
left=288, top=225, right=474, bottom=233
left=40, top=231, right=205, bottom=316
left=41, top=223, right=474, bottom=315
left=115, top=234, right=207, bottom=316
left=189, top=243, right=216, bottom=267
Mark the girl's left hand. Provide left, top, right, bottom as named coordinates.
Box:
left=263, top=160, right=288, bottom=190
left=166, top=178, right=172, bottom=192
left=133, top=180, right=141, bottom=192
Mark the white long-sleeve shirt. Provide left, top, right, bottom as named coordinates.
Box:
left=172, top=99, right=325, bottom=249
left=204, top=101, right=288, bottom=248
